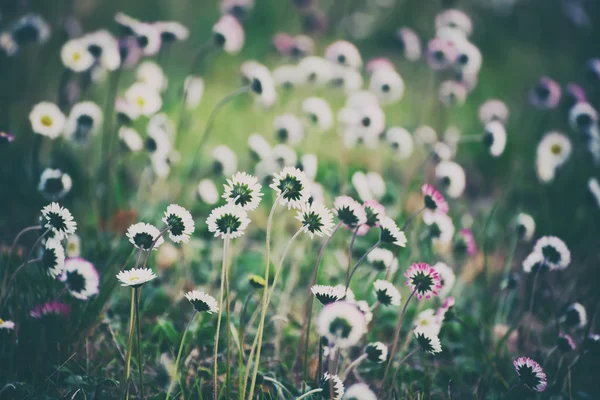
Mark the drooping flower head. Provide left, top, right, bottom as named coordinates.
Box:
left=455, top=228, right=477, bottom=256
left=325, top=40, right=362, bottom=69
left=516, top=213, right=535, bottom=241
left=317, top=301, right=367, bottom=348
left=396, top=27, right=421, bottom=61
left=41, top=203, right=77, bottom=240
left=563, top=302, right=587, bottom=328
left=435, top=161, right=466, bottom=198
left=296, top=202, right=335, bottom=238
left=379, top=217, right=407, bottom=247
left=64, top=101, right=104, bottom=144
left=479, top=99, right=509, bottom=125
left=38, top=169, right=72, bottom=201
left=60, top=258, right=99, bottom=300
left=373, top=280, right=401, bottom=306
left=223, top=172, right=263, bottom=211
left=357, top=200, right=385, bottom=235
left=405, top=263, right=442, bottom=300
left=206, top=204, right=251, bottom=239
left=116, top=268, right=157, bottom=288
left=311, top=285, right=345, bottom=305
left=556, top=333, right=576, bottom=352
left=319, top=372, right=345, bottom=400
left=30, top=301, right=71, bottom=319
left=365, top=342, right=388, bottom=363
left=482, top=121, right=507, bottom=157
left=533, top=236, right=571, bottom=270
left=43, top=239, right=65, bottom=278
left=414, top=327, right=442, bottom=354
left=127, top=222, right=164, bottom=251
left=423, top=210, right=455, bottom=246
left=422, top=184, right=449, bottom=214
left=270, top=167, right=310, bottom=209
left=367, top=248, right=397, bottom=274
left=334, top=196, right=367, bottom=229
left=530, top=77, right=561, bottom=109
left=163, top=204, right=195, bottom=243
left=414, top=309, right=442, bottom=335
left=184, top=291, right=219, bottom=314
left=513, top=357, right=547, bottom=392
left=212, top=14, right=245, bottom=54
left=522, top=251, right=547, bottom=274
left=432, top=262, right=455, bottom=298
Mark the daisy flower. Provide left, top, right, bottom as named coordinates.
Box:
left=124, top=83, right=162, bottom=117
left=184, top=76, right=204, bottom=110
left=116, top=268, right=157, bottom=287
left=0, top=319, right=15, bottom=330
left=43, top=238, right=65, bottom=278
left=556, top=334, right=576, bottom=352
left=41, top=203, right=77, bottom=239
left=396, top=27, right=421, bottom=61
left=431, top=141, right=453, bottom=162
left=243, top=61, right=277, bottom=108
left=343, top=383, right=376, bottom=400
left=438, top=80, right=467, bottom=107
left=320, top=372, right=345, bottom=400
left=536, top=132, right=572, bottom=169
left=414, top=309, right=442, bottom=335
left=373, top=280, right=401, bottom=306
left=197, top=179, right=219, bottom=205
left=405, top=263, right=442, bottom=300
left=155, top=21, right=189, bottom=42
left=271, top=144, right=297, bottom=168
left=82, top=30, right=121, bottom=71
left=273, top=114, right=304, bottom=146
left=369, top=67, right=404, bottom=105
left=118, top=126, right=143, bottom=152
left=361, top=200, right=385, bottom=229
left=61, top=39, right=94, bottom=72
left=299, top=154, right=318, bottom=181
left=325, top=40, right=362, bottom=69
left=30, top=301, right=71, bottom=319
left=569, top=102, right=597, bottom=134
left=516, top=213, right=535, bottom=241
left=414, top=327, right=442, bottom=354
left=298, top=56, right=334, bottom=86
left=422, top=184, right=449, bottom=214
left=136, top=61, right=168, bottom=92
left=212, top=15, right=245, bottom=55
left=482, top=121, right=507, bottom=157
left=533, top=236, right=570, bottom=270
left=302, top=97, right=334, bottom=133
left=115, top=98, right=141, bottom=124
left=564, top=303, right=587, bottom=328
left=311, top=285, right=345, bottom=305
left=30, top=102, right=66, bottom=139
left=386, top=127, right=414, bottom=160
left=61, top=258, right=100, bottom=300
left=479, top=99, right=509, bottom=125
left=64, top=101, right=103, bottom=143
left=423, top=210, right=455, bottom=246
left=11, top=14, right=50, bottom=45
left=296, top=202, right=335, bottom=238
left=414, top=125, right=438, bottom=147
left=273, top=64, right=303, bottom=89
left=248, top=133, right=272, bottom=161
left=513, top=357, right=547, bottom=392
left=318, top=301, right=367, bottom=348
left=379, top=217, right=407, bottom=247
left=365, top=342, right=388, bottom=363
left=435, top=161, right=466, bottom=198
left=367, top=248, right=397, bottom=274
left=212, top=145, right=238, bottom=176
left=589, top=178, right=600, bottom=208
left=529, top=77, right=561, bottom=109
left=223, top=172, right=263, bottom=211
left=522, top=251, right=547, bottom=273
left=432, top=262, right=455, bottom=298
left=38, top=168, right=72, bottom=200
left=436, top=9, right=472, bottom=36
left=334, top=196, right=367, bottom=229
left=132, top=23, right=162, bottom=56
left=206, top=204, right=251, bottom=239
left=163, top=204, right=195, bottom=243
left=270, top=167, right=310, bottom=209
left=184, top=291, right=219, bottom=314
left=453, top=40, right=482, bottom=75
left=455, top=228, right=477, bottom=256
left=127, top=223, right=164, bottom=251
left=66, top=234, right=81, bottom=258
left=426, top=37, right=457, bottom=71
left=330, top=64, right=364, bottom=94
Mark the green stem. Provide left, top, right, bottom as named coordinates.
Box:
left=166, top=312, right=197, bottom=400
left=401, top=207, right=425, bottom=231
left=225, top=235, right=232, bottom=400
left=345, top=238, right=381, bottom=293
left=213, top=234, right=231, bottom=400
left=123, top=289, right=136, bottom=399
left=295, top=388, right=323, bottom=400
left=134, top=287, right=144, bottom=399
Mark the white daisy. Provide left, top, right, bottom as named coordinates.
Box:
left=206, top=204, right=251, bottom=239
left=66, top=234, right=81, bottom=258
left=296, top=202, right=335, bottom=238
left=522, top=251, right=546, bottom=274
left=513, top=357, right=548, bottom=392
left=318, top=301, right=367, bottom=348
left=396, top=27, right=422, bottom=61
left=197, top=179, right=220, bottom=205
left=588, top=177, right=600, bottom=208
left=423, top=210, right=455, bottom=246
left=273, top=64, right=303, bottom=88
left=61, top=39, right=94, bottom=72
left=439, top=80, right=467, bottom=107
left=325, top=40, right=362, bottom=69
left=436, top=9, right=472, bottom=36
left=564, top=302, right=587, bottom=328
left=369, top=67, right=404, bottom=105
left=413, top=309, right=442, bottom=335
left=119, top=126, right=143, bottom=152
left=243, top=61, right=277, bottom=108
left=386, top=127, right=414, bottom=160
left=330, top=64, right=364, bottom=93
left=41, top=203, right=77, bottom=239
left=30, top=102, right=66, bottom=139
left=367, top=248, right=397, bottom=274
left=271, top=144, right=297, bottom=168
left=366, top=172, right=386, bottom=200
left=536, top=132, right=572, bottom=170
left=115, top=98, right=141, bottom=124
left=163, top=204, right=195, bottom=243
left=184, top=76, right=204, bottom=109
left=569, top=102, right=597, bottom=133
left=223, top=171, right=263, bottom=211
left=432, top=262, right=455, bottom=298
left=354, top=300, right=373, bottom=324
left=248, top=133, right=272, bottom=160
left=311, top=285, right=346, bottom=305
left=270, top=167, right=310, bottom=209
left=60, top=257, right=99, bottom=300
left=413, top=326, right=442, bottom=354
left=273, top=114, right=304, bottom=146
left=184, top=291, right=219, bottom=314
left=533, top=236, right=571, bottom=270
left=379, top=216, right=407, bottom=247
left=0, top=319, right=15, bottom=330
left=136, top=61, right=167, bottom=92
left=124, top=83, right=162, bottom=117
left=373, top=279, right=401, bottom=306
left=365, top=342, right=388, bottom=363
left=212, top=145, right=238, bottom=176
left=298, top=56, right=334, bottom=86
left=117, top=268, right=157, bottom=287
left=126, top=222, right=164, bottom=251
left=516, top=213, right=536, bottom=241
left=334, top=196, right=367, bottom=228
left=38, top=168, right=72, bottom=200
left=155, top=21, right=189, bottom=42
left=212, top=14, right=245, bottom=54
left=479, top=99, right=509, bottom=125
left=42, top=238, right=65, bottom=278
left=345, top=90, right=379, bottom=109
left=351, top=172, right=373, bottom=202
left=435, top=161, right=466, bottom=198
left=483, top=121, right=507, bottom=157
left=300, top=154, right=318, bottom=181
left=63, top=101, right=103, bottom=143
left=414, top=125, right=438, bottom=147
left=430, top=141, right=453, bottom=162
left=320, top=372, right=345, bottom=400
left=132, top=22, right=162, bottom=56
left=82, top=30, right=121, bottom=71
left=343, top=383, right=377, bottom=400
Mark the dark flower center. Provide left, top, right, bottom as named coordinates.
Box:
left=535, top=84, right=550, bottom=100
left=214, top=32, right=226, bottom=47
left=46, top=212, right=67, bottom=232
left=277, top=175, right=304, bottom=201
left=137, top=35, right=149, bottom=48
left=134, top=232, right=154, bottom=249
left=411, top=271, right=434, bottom=294
left=88, top=44, right=103, bottom=57
left=337, top=207, right=359, bottom=227
left=329, top=317, right=352, bottom=338
left=316, top=293, right=339, bottom=305
left=372, top=260, right=387, bottom=272
left=565, top=308, right=581, bottom=326
left=362, top=117, right=371, bottom=127
left=277, top=128, right=288, bottom=142
left=424, top=195, right=438, bottom=210
left=13, top=24, right=40, bottom=44
left=458, top=53, right=469, bottom=65
left=308, top=72, right=317, bottom=82
left=302, top=211, right=324, bottom=234
left=516, top=224, right=526, bottom=238
left=42, top=248, right=57, bottom=269
left=160, top=31, right=177, bottom=42
left=366, top=344, right=384, bottom=362
left=380, top=226, right=397, bottom=244
left=337, top=54, right=346, bottom=64
left=44, top=177, right=65, bottom=196
left=482, top=131, right=494, bottom=148
left=192, top=299, right=211, bottom=313
left=376, top=289, right=393, bottom=305
left=576, top=113, right=592, bottom=128
left=429, top=223, right=441, bottom=239
left=66, top=271, right=86, bottom=293
left=365, top=206, right=379, bottom=227
left=381, top=84, right=390, bottom=93
left=145, top=137, right=157, bottom=152
left=415, top=332, right=434, bottom=352
left=166, top=214, right=185, bottom=236
left=251, top=78, right=263, bottom=94
left=517, top=365, right=542, bottom=389
left=433, top=50, right=445, bottom=63
left=556, top=336, right=574, bottom=352
left=541, top=245, right=561, bottom=264
left=229, top=183, right=253, bottom=207
left=439, top=176, right=451, bottom=188
left=215, top=214, right=242, bottom=234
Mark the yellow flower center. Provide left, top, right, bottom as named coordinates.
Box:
left=129, top=276, right=140, bottom=282
left=41, top=115, right=53, bottom=127
left=0, top=318, right=4, bottom=324
left=72, top=51, right=81, bottom=62
left=550, top=144, right=562, bottom=155
left=136, top=97, right=145, bottom=107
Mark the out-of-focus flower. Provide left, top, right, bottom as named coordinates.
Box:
left=60, top=257, right=99, bottom=300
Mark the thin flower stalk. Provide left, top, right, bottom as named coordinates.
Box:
left=213, top=232, right=231, bottom=400
left=166, top=312, right=197, bottom=400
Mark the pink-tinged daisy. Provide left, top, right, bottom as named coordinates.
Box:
left=0, top=318, right=15, bottom=330
left=30, top=301, right=71, bottom=319
left=455, top=228, right=477, bottom=256
left=422, top=184, right=449, bottom=214
left=513, top=357, right=547, bottom=392
left=529, top=77, right=561, bottom=110
left=311, top=285, right=345, bottom=306
left=426, top=37, right=457, bottom=71
left=334, top=196, right=367, bottom=229
left=556, top=333, right=576, bottom=352
left=404, top=263, right=442, bottom=300
left=0, top=131, right=16, bottom=144
left=325, top=40, right=362, bottom=69
left=436, top=296, right=456, bottom=324
left=379, top=217, right=407, bottom=247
